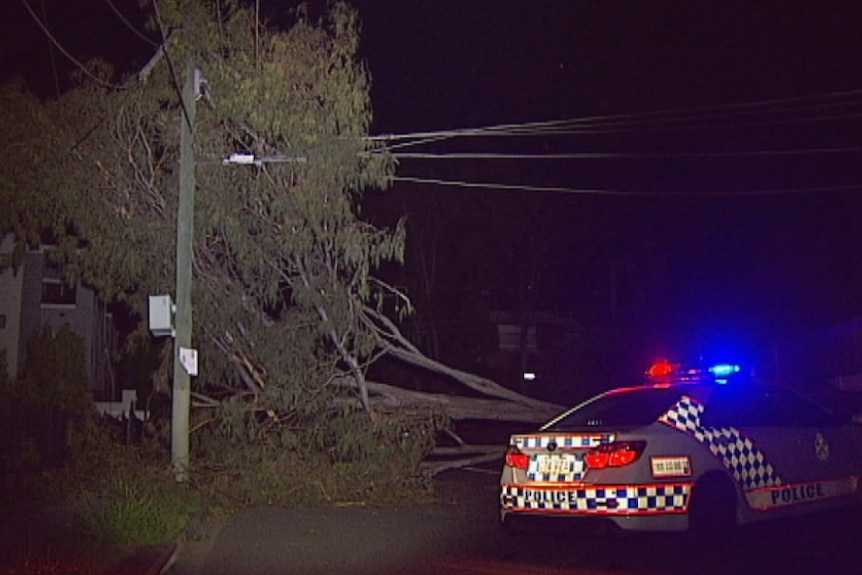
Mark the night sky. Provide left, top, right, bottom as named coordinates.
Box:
left=350, top=2, right=862, bottom=374
left=2, top=1, right=862, bottom=380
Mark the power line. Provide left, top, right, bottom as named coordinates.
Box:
left=368, top=109, right=862, bottom=149
left=389, top=176, right=630, bottom=196
left=18, top=0, right=862, bottom=203
left=481, top=98, right=862, bottom=135
left=492, top=111, right=862, bottom=138
left=151, top=0, right=194, bottom=134
left=382, top=146, right=862, bottom=161
left=368, top=111, right=862, bottom=152
left=366, top=89, right=862, bottom=145
left=37, top=0, right=60, bottom=98
left=104, top=0, right=160, bottom=47
left=389, top=176, right=862, bottom=198
left=19, top=0, right=134, bottom=90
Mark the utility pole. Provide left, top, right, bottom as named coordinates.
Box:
left=172, top=62, right=198, bottom=482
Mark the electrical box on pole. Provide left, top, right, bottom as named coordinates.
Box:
left=148, top=294, right=175, bottom=337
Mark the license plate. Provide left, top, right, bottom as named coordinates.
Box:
left=538, top=454, right=578, bottom=476
left=650, top=456, right=692, bottom=478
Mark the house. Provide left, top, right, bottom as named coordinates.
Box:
left=0, top=235, right=116, bottom=398
left=486, top=309, right=582, bottom=396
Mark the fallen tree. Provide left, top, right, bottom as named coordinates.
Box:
left=1, top=0, right=562, bottom=478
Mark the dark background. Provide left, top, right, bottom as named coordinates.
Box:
left=2, top=1, right=862, bottom=396
left=352, top=2, right=862, bottom=393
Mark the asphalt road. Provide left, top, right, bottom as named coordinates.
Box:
left=165, top=467, right=862, bottom=575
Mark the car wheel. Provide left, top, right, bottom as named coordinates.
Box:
left=689, top=472, right=737, bottom=534
left=500, top=511, right=534, bottom=535
left=500, top=510, right=518, bottom=530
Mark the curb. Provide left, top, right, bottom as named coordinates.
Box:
left=144, top=541, right=180, bottom=575
left=109, top=542, right=178, bottom=575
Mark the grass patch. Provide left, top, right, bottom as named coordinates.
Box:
left=1, top=407, right=442, bottom=573
left=31, top=424, right=202, bottom=554
left=77, top=477, right=198, bottom=548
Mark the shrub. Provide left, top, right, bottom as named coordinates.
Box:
left=16, top=324, right=91, bottom=414
left=1, top=325, right=92, bottom=475
left=0, top=349, right=7, bottom=396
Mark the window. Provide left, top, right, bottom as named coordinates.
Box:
left=546, top=387, right=684, bottom=430
left=41, top=279, right=77, bottom=305
left=702, top=387, right=840, bottom=428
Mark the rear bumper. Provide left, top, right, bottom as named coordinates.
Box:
left=501, top=508, right=690, bottom=532
left=501, top=510, right=623, bottom=534
left=500, top=483, right=693, bottom=532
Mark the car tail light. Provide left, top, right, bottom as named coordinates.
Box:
left=585, top=441, right=646, bottom=469
left=505, top=446, right=531, bottom=470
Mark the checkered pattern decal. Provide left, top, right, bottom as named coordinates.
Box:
left=514, top=434, right=613, bottom=482
left=659, top=395, right=783, bottom=490
left=501, top=484, right=690, bottom=514
left=516, top=434, right=612, bottom=449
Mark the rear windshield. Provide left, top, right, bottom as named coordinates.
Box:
left=544, top=387, right=684, bottom=430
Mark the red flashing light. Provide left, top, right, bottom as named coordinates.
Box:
left=505, top=446, right=531, bottom=470
left=586, top=441, right=646, bottom=470
left=647, top=360, right=744, bottom=384
left=647, top=360, right=679, bottom=378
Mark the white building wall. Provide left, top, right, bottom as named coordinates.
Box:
left=0, top=235, right=24, bottom=379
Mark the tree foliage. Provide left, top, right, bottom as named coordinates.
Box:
left=1, top=1, right=403, bottom=426
left=0, top=1, right=560, bottom=480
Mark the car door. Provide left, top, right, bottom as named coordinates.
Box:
left=787, top=391, right=862, bottom=482
left=700, top=388, right=816, bottom=481
left=702, top=386, right=859, bottom=511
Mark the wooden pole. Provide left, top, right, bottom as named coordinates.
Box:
left=172, top=62, right=197, bottom=482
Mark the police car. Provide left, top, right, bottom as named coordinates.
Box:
left=499, top=361, right=862, bottom=532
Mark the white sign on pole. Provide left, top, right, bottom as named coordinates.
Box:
left=179, top=347, right=198, bottom=376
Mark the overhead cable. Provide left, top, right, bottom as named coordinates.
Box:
left=151, top=0, right=193, bottom=133
left=381, top=146, right=862, bottom=161
left=19, top=0, right=133, bottom=90
left=389, top=176, right=862, bottom=197
left=104, top=0, right=159, bottom=47
left=366, top=89, right=862, bottom=144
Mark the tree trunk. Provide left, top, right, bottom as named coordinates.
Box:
left=361, top=306, right=561, bottom=415
left=333, top=377, right=560, bottom=422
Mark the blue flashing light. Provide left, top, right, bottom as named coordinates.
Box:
left=709, top=363, right=741, bottom=378
left=645, top=361, right=745, bottom=385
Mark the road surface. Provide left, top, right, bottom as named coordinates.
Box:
left=165, top=467, right=862, bottom=575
